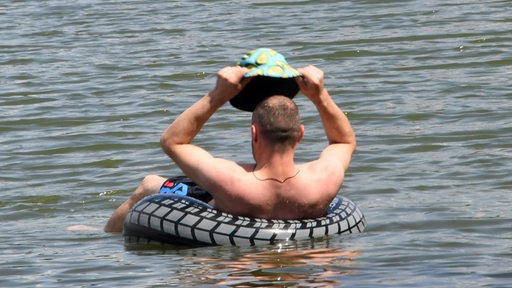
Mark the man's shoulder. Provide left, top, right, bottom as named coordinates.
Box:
left=296, top=163, right=345, bottom=196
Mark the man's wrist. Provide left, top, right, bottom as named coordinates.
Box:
left=311, top=89, right=331, bottom=106
left=206, top=89, right=230, bottom=109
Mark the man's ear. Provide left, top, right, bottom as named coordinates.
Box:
left=251, top=124, right=258, bottom=142
left=297, top=124, right=305, bottom=143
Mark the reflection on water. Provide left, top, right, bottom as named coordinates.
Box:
left=213, top=247, right=360, bottom=287
left=124, top=238, right=362, bottom=287
left=191, top=243, right=361, bottom=287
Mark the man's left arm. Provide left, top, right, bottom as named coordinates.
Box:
left=160, top=66, right=249, bottom=187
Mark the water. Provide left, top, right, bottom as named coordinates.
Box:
left=1, top=0, right=511, bottom=287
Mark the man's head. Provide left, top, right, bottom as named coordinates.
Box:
left=251, top=96, right=303, bottom=151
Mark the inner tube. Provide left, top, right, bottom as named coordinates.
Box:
left=124, top=191, right=366, bottom=246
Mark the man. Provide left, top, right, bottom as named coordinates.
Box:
left=104, top=65, right=355, bottom=233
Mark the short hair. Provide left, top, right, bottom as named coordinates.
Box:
left=252, top=96, right=301, bottom=147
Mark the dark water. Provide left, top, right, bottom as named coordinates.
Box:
left=1, top=0, right=511, bottom=287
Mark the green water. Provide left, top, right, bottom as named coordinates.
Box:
left=1, top=0, right=511, bottom=287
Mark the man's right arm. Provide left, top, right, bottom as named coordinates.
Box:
left=296, top=66, right=356, bottom=171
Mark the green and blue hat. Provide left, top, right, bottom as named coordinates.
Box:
left=230, top=48, right=302, bottom=112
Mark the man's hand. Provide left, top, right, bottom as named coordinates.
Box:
left=210, top=66, right=251, bottom=104
left=296, top=65, right=326, bottom=103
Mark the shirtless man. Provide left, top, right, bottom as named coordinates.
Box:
left=104, top=65, right=355, bottom=233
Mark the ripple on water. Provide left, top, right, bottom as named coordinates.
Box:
left=1, top=0, right=512, bottom=287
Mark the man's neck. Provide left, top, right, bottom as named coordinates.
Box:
left=253, top=151, right=297, bottom=178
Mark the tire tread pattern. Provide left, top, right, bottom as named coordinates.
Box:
left=124, top=194, right=366, bottom=246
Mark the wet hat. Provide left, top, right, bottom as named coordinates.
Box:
left=230, top=48, right=302, bottom=112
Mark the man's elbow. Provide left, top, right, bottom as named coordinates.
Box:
left=160, top=134, right=175, bottom=157
left=331, top=134, right=356, bottom=154
left=350, top=135, right=357, bottom=154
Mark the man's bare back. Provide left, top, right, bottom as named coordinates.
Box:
left=205, top=162, right=345, bottom=220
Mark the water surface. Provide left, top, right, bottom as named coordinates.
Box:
left=1, top=0, right=511, bottom=287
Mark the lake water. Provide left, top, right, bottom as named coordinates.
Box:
left=1, top=0, right=511, bottom=287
